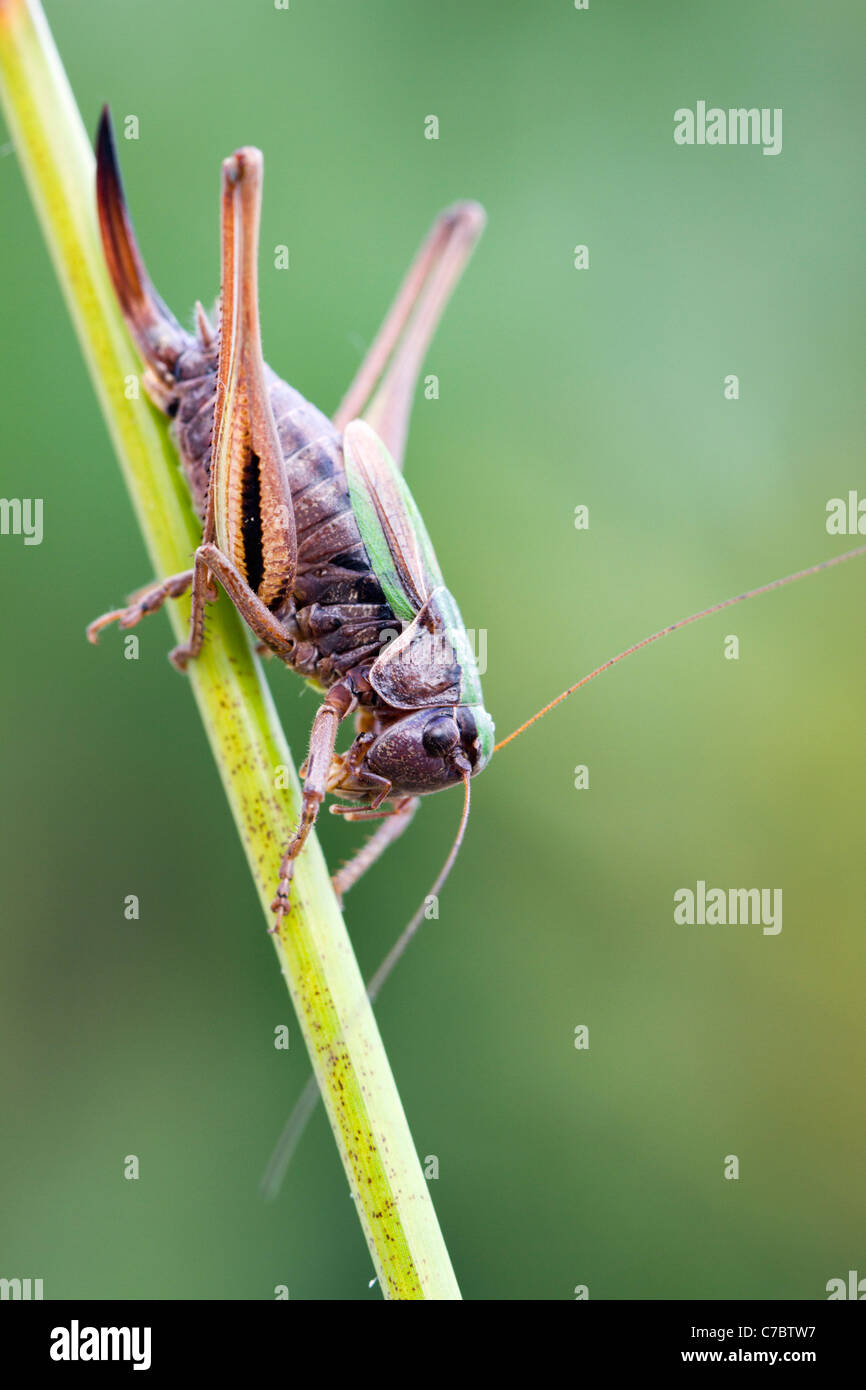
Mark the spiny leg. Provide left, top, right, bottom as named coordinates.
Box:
left=330, top=796, right=419, bottom=902
left=207, top=146, right=297, bottom=605
left=271, top=682, right=357, bottom=932
left=334, top=201, right=486, bottom=468
left=171, top=148, right=300, bottom=673
left=167, top=547, right=218, bottom=671
left=169, top=541, right=296, bottom=670
left=87, top=569, right=194, bottom=644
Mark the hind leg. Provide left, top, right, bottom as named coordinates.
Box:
left=168, top=541, right=297, bottom=671
left=330, top=796, right=420, bottom=902
left=334, top=201, right=486, bottom=468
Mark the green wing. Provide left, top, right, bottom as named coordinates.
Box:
left=344, top=419, right=486, bottom=710
left=343, top=419, right=444, bottom=621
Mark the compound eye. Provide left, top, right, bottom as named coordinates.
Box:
left=422, top=715, right=459, bottom=758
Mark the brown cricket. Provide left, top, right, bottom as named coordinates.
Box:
left=88, top=108, right=494, bottom=929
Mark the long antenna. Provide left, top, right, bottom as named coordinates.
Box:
left=494, top=544, right=866, bottom=753
left=369, top=768, right=471, bottom=998
left=261, top=540, right=866, bottom=1197
left=260, top=769, right=472, bottom=1200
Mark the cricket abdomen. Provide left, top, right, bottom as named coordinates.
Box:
left=269, top=371, right=400, bottom=684
left=170, top=341, right=219, bottom=515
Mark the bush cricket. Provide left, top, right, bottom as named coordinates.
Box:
left=89, top=107, right=493, bottom=932
left=87, top=109, right=866, bottom=1189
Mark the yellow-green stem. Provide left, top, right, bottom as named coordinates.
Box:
left=0, top=0, right=460, bottom=1300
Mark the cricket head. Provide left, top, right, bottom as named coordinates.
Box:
left=332, top=703, right=495, bottom=802
left=368, top=702, right=494, bottom=796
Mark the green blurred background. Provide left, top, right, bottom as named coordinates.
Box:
left=1, top=0, right=864, bottom=1300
